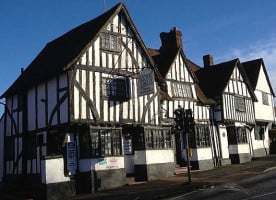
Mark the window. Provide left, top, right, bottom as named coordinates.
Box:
left=79, top=128, right=122, bottom=158
left=193, top=125, right=210, bottom=148
left=47, top=130, right=65, bottom=156
left=171, top=82, right=193, bottom=98
left=132, top=130, right=145, bottom=151
left=144, top=129, right=172, bottom=149
left=235, top=96, right=246, bottom=112
left=101, top=32, right=121, bottom=51
left=26, top=133, right=37, bottom=159
left=262, top=92, right=269, bottom=105
left=255, top=124, right=265, bottom=140
left=104, top=77, right=130, bottom=101
left=236, top=127, right=248, bottom=143
left=17, top=94, right=25, bottom=111
left=5, top=136, right=15, bottom=161
left=227, top=126, right=248, bottom=144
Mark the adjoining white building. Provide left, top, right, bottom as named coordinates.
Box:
left=242, top=59, right=275, bottom=157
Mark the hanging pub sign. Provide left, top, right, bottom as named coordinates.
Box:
left=66, top=141, right=77, bottom=175
left=137, top=68, right=154, bottom=96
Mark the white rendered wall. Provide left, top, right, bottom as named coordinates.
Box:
left=134, top=150, right=174, bottom=165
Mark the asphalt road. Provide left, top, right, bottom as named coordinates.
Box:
left=168, top=169, right=276, bottom=200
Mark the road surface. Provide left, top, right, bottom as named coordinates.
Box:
left=168, top=169, right=276, bottom=200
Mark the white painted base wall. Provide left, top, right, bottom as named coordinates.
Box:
left=41, top=158, right=70, bottom=184
left=134, top=149, right=174, bottom=165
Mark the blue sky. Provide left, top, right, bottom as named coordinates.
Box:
left=1, top=0, right=276, bottom=114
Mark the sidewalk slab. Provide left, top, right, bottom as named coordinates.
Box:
left=72, top=156, right=276, bottom=200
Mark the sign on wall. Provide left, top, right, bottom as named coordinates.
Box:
left=95, top=157, right=122, bottom=171
left=66, top=142, right=77, bottom=175
left=137, top=68, right=154, bottom=96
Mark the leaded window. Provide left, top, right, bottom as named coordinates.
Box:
left=26, top=133, right=37, bottom=159
left=144, top=129, right=172, bottom=149
left=5, top=136, right=15, bottom=161
left=101, top=32, right=121, bottom=52
left=227, top=126, right=248, bottom=144
left=104, top=77, right=130, bottom=101
left=195, top=125, right=210, bottom=147
left=79, top=128, right=122, bottom=158
left=235, top=96, right=246, bottom=112
left=171, top=82, right=193, bottom=98
left=254, top=124, right=265, bottom=140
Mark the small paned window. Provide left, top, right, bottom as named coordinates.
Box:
left=171, top=82, right=193, bottom=98
left=79, top=128, right=122, bottom=158
left=235, top=96, right=246, bottom=112
left=144, top=129, right=172, bottom=150
left=17, top=94, right=25, bottom=111
left=101, top=32, right=121, bottom=52
left=262, top=92, right=269, bottom=105
left=47, top=130, right=65, bottom=156
left=5, top=136, right=15, bottom=161
left=254, top=124, right=265, bottom=140
left=132, top=131, right=145, bottom=151
left=104, top=77, right=130, bottom=101
left=26, top=133, right=37, bottom=159
left=236, top=127, right=248, bottom=143
left=227, top=126, right=248, bottom=144
left=194, top=125, right=210, bottom=148
left=79, top=129, right=92, bottom=158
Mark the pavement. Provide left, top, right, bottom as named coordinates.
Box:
left=1, top=155, right=276, bottom=200
left=72, top=155, right=276, bottom=200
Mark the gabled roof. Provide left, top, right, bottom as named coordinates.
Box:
left=185, top=59, right=216, bottom=105
left=1, top=3, right=156, bottom=98
left=148, top=47, right=180, bottom=78
left=242, top=58, right=275, bottom=96
left=195, top=58, right=256, bottom=101
left=148, top=47, right=215, bottom=105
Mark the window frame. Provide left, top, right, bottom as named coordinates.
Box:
left=26, top=133, right=37, bottom=159
left=171, top=81, right=193, bottom=99
left=100, top=31, right=121, bottom=52
left=144, top=128, right=172, bottom=150
left=5, top=136, right=15, bottom=161
left=104, top=77, right=131, bottom=101
left=235, top=96, right=246, bottom=112
left=254, top=124, right=265, bottom=140
left=262, top=92, right=269, bottom=105
left=79, top=128, right=122, bottom=158
left=194, top=125, right=211, bottom=148
left=227, top=126, right=248, bottom=145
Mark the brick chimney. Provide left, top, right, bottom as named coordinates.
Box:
left=203, top=54, right=214, bottom=68
left=160, top=27, right=183, bottom=52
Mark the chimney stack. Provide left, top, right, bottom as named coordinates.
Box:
left=160, top=27, right=183, bottom=52
left=203, top=54, right=214, bottom=68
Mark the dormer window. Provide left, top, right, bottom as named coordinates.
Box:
left=104, top=77, right=130, bottom=101
left=101, top=31, right=121, bottom=52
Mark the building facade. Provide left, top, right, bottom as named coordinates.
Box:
left=0, top=2, right=275, bottom=200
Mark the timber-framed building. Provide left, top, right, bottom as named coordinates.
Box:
left=0, top=3, right=275, bottom=199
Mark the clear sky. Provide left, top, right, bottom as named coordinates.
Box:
left=1, top=0, right=276, bottom=115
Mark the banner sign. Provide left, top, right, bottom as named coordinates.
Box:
left=66, top=142, right=77, bottom=175
left=137, top=68, right=154, bottom=96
